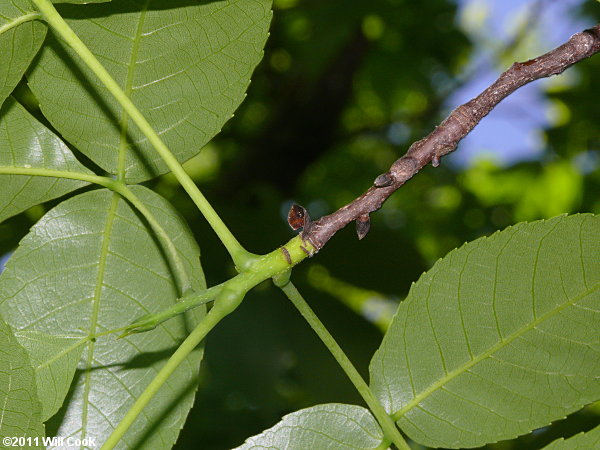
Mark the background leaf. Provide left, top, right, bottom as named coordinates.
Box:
left=0, top=97, right=92, bottom=224
left=27, top=0, right=272, bottom=182
left=0, top=314, right=44, bottom=447
left=235, top=403, right=384, bottom=449
left=0, top=186, right=205, bottom=447
left=15, top=330, right=85, bottom=421
left=53, top=0, right=111, bottom=4
left=0, top=0, right=46, bottom=109
left=369, top=214, right=600, bottom=448
left=543, top=424, right=600, bottom=449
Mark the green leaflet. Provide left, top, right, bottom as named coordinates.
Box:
left=27, top=0, right=272, bottom=182
left=0, top=0, right=46, bottom=109
left=15, top=331, right=85, bottom=421
left=0, top=97, right=92, bottom=224
left=53, top=0, right=111, bottom=4
left=369, top=214, right=600, bottom=448
left=236, top=404, right=384, bottom=449
left=0, top=315, right=44, bottom=447
left=543, top=424, right=600, bottom=449
left=0, top=186, right=206, bottom=448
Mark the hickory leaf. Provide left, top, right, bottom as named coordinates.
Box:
left=236, top=404, right=385, bottom=449
left=0, top=186, right=206, bottom=447
left=369, top=214, right=600, bottom=448
left=14, top=330, right=85, bottom=421
left=0, top=314, right=44, bottom=447
left=543, top=424, right=600, bottom=449
left=0, top=0, right=46, bottom=109
left=53, top=0, right=111, bottom=4
left=27, top=0, right=272, bottom=182
left=0, top=97, right=92, bottom=224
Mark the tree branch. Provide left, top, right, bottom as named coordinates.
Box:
left=301, top=23, right=600, bottom=250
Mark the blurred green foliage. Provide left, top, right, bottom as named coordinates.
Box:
left=172, top=1, right=600, bottom=447
left=1, top=0, right=599, bottom=448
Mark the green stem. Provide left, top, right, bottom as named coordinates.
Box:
left=101, top=236, right=313, bottom=447
left=120, top=285, right=223, bottom=336
left=123, top=234, right=316, bottom=335
left=0, top=12, right=42, bottom=36
left=30, top=0, right=252, bottom=269
left=0, top=166, right=116, bottom=187
left=278, top=281, right=410, bottom=450
left=1, top=166, right=192, bottom=294
left=101, top=289, right=244, bottom=450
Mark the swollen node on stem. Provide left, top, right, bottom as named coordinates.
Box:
left=272, top=270, right=291, bottom=288
left=234, top=251, right=265, bottom=273
left=212, top=287, right=247, bottom=316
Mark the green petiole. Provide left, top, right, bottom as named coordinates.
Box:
left=278, top=280, right=411, bottom=450
left=102, top=236, right=317, bottom=448
left=120, top=285, right=223, bottom=337
left=121, top=234, right=316, bottom=336
left=30, top=0, right=254, bottom=270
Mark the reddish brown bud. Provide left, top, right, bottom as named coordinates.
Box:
left=288, top=203, right=310, bottom=231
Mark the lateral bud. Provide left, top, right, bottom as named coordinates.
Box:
left=374, top=172, right=393, bottom=187
left=355, top=214, right=371, bottom=240
left=287, top=203, right=310, bottom=231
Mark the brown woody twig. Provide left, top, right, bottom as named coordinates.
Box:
left=297, top=24, right=600, bottom=251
